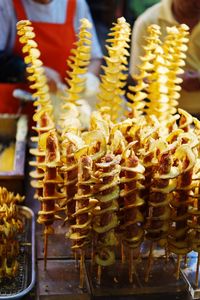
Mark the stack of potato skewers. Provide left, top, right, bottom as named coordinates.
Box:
left=16, top=16, right=200, bottom=290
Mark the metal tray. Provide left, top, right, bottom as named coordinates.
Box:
left=0, top=206, right=35, bottom=299
left=181, top=252, right=200, bottom=299
left=0, top=114, right=28, bottom=194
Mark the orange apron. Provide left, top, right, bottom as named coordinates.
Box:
left=0, top=0, right=76, bottom=116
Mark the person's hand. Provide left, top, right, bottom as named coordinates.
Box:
left=181, top=70, right=200, bottom=92
left=83, top=72, right=100, bottom=97
left=43, top=66, right=64, bottom=93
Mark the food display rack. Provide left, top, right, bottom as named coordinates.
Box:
left=0, top=174, right=193, bottom=300
left=22, top=162, right=192, bottom=300
left=86, top=256, right=187, bottom=298
left=33, top=223, right=190, bottom=300
left=0, top=144, right=194, bottom=300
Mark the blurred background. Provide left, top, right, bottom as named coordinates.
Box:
left=86, top=0, right=160, bottom=54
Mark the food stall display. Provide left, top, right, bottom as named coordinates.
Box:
left=1, top=14, right=200, bottom=299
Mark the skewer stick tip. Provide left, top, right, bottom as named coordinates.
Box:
left=74, top=250, right=79, bottom=268
left=144, top=242, right=154, bottom=283
left=79, top=250, right=85, bottom=289
left=165, top=245, right=169, bottom=262
left=129, top=248, right=133, bottom=283
left=175, top=255, right=181, bottom=280
left=44, top=228, right=49, bottom=271
left=121, top=242, right=125, bottom=264
left=97, top=265, right=102, bottom=285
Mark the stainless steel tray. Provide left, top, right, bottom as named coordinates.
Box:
left=0, top=206, right=35, bottom=299
left=0, top=114, right=28, bottom=194
left=181, top=252, right=200, bottom=299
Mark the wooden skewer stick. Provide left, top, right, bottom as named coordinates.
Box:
left=121, top=242, right=125, bottom=264
left=129, top=248, right=133, bottom=283
left=79, top=249, right=85, bottom=288
left=175, top=255, right=181, bottom=280
left=97, top=265, right=102, bottom=285
left=74, top=249, right=79, bottom=268
left=44, top=226, right=48, bottom=270
left=145, top=242, right=154, bottom=283
left=91, top=238, right=95, bottom=273
left=165, top=245, right=169, bottom=262
left=91, top=238, right=95, bottom=264
left=195, top=252, right=200, bottom=288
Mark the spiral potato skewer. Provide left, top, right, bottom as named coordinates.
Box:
left=16, top=20, right=53, bottom=111
left=65, top=18, right=92, bottom=103
left=120, top=145, right=145, bottom=282
left=127, top=24, right=161, bottom=118
left=59, top=105, right=82, bottom=222
left=97, top=17, right=130, bottom=122
left=37, top=130, right=63, bottom=269
left=145, top=141, right=177, bottom=281
left=92, top=153, right=121, bottom=284
left=169, top=145, right=196, bottom=279
left=59, top=133, right=88, bottom=270
left=145, top=45, right=170, bottom=122
left=59, top=18, right=92, bottom=131
left=29, top=110, right=55, bottom=199
left=16, top=20, right=55, bottom=201
left=60, top=134, right=84, bottom=223
left=140, top=135, right=158, bottom=228
left=168, top=121, right=198, bottom=278
left=70, top=154, right=97, bottom=288
left=162, top=25, right=189, bottom=115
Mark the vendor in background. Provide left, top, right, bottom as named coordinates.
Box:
left=127, top=0, right=160, bottom=25
left=0, top=0, right=102, bottom=114
left=129, top=0, right=200, bottom=115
